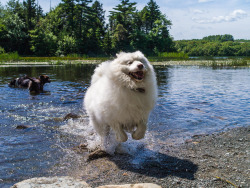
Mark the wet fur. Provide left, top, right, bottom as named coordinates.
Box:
left=84, top=51, right=157, bottom=154
left=9, top=75, right=51, bottom=94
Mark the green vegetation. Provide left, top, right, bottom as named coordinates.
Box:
left=0, top=52, right=20, bottom=62
left=0, top=1, right=249, bottom=65
left=175, top=34, right=250, bottom=57
left=158, top=52, right=189, bottom=59
left=0, top=0, right=174, bottom=57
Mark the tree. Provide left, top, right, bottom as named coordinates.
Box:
left=112, top=24, right=128, bottom=51
left=102, top=30, right=112, bottom=55
left=23, top=0, right=37, bottom=30
left=6, top=0, right=25, bottom=22
left=57, top=34, right=77, bottom=55
left=30, top=29, right=57, bottom=56
left=44, top=5, right=66, bottom=35
left=109, top=0, right=137, bottom=51
left=75, top=0, right=92, bottom=39
left=148, top=19, right=174, bottom=54
left=1, top=13, right=28, bottom=53
left=109, top=0, right=137, bottom=35
left=144, top=0, right=161, bottom=31
left=61, top=0, right=75, bottom=35
left=88, top=0, right=106, bottom=54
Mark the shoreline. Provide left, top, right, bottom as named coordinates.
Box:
left=53, top=125, right=249, bottom=188
left=0, top=59, right=250, bottom=67
left=9, top=124, right=249, bottom=188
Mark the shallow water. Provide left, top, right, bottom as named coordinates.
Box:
left=0, top=64, right=249, bottom=187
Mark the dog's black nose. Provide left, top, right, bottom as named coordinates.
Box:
left=137, top=64, right=143, bottom=70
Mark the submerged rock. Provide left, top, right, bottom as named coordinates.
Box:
left=11, top=176, right=91, bottom=188
left=63, top=113, right=81, bottom=120
left=16, top=125, right=30, bottom=129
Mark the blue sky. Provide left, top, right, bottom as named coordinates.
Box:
left=1, top=0, right=249, bottom=40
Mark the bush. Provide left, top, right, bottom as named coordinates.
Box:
left=0, top=46, right=5, bottom=54
left=0, top=51, right=20, bottom=62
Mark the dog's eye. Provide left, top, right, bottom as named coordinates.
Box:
left=128, top=61, right=133, bottom=65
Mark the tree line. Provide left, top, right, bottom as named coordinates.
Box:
left=0, top=0, right=175, bottom=56
left=175, top=35, right=250, bottom=57
left=0, top=1, right=249, bottom=58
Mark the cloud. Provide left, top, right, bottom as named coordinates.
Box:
left=193, top=9, right=204, bottom=14
left=193, top=9, right=248, bottom=23
left=198, top=0, right=214, bottom=3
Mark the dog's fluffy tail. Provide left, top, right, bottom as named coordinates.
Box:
left=91, top=61, right=110, bottom=84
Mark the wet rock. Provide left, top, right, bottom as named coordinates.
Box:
left=192, top=134, right=208, bottom=139
left=63, top=113, right=81, bottom=120
left=11, top=176, right=91, bottom=188
left=16, top=125, right=29, bottom=129
left=88, top=149, right=111, bottom=161
left=97, top=183, right=161, bottom=188
left=73, top=144, right=89, bottom=153
left=53, top=117, right=63, bottom=122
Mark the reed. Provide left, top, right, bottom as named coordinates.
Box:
left=209, top=59, right=249, bottom=67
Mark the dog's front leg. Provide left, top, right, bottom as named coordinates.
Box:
left=114, top=124, right=128, bottom=142
left=132, top=121, right=147, bottom=140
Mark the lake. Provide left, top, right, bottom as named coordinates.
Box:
left=0, top=64, right=249, bottom=187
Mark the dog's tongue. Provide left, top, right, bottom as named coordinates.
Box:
left=136, top=71, right=144, bottom=79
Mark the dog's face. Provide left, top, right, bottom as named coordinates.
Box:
left=9, top=79, right=16, bottom=87
left=112, top=51, right=150, bottom=84
left=127, top=60, right=146, bottom=82
left=39, top=75, right=51, bottom=83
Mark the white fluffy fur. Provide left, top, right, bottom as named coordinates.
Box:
left=84, top=51, right=157, bottom=154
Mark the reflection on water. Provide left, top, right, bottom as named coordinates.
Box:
left=0, top=64, right=249, bottom=187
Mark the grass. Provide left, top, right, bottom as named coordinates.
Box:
left=0, top=52, right=20, bottom=62
left=0, top=51, right=249, bottom=67
left=158, top=52, right=189, bottom=59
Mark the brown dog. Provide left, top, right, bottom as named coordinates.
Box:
left=9, top=75, right=51, bottom=94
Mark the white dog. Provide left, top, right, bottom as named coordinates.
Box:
left=84, top=51, right=157, bottom=154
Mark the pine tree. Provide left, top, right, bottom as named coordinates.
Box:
left=146, top=0, right=161, bottom=30
left=109, top=0, right=137, bottom=51
left=23, top=0, right=37, bottom=30
left=109, top=0, right=137, bottom=35
left=61, top=0, right=75, bottom=35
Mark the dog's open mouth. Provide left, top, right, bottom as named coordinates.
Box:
left=129, top=71, right=144, bottom=81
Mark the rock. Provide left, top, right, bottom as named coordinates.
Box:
left=73, top=144, right=89, bottom=153
left=11, top=176, right=91, bottom=188
left=97, top=183, right=162, bottom=188
left=16, top=125, right=30, bottom=129
left=11, top=177, right=161, bottom=188
left=87, top=149, right=111, bottom=161
left=63, top=113, right=81, bottom=120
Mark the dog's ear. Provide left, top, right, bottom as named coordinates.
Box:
left=134, top=51, right=144, bottom=58
left=40, top=75, right=46, bottom=79
left=40, top=75, right=51, bottom=83
left=116, top=51, right=125, bottom=58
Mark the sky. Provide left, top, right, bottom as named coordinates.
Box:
left=1, top=0, right=250, bottom=40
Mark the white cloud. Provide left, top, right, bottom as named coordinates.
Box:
left=193, top=9, right=247, bottom=23
left=198, top=0, right=214, bottom=3
left=193, top=9, right=204, bottom=14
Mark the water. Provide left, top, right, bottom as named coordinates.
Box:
left=0, top=64, right=249, bottom=187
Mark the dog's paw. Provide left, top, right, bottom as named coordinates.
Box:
left=116, top=133, right=128, bottom=142
left=132, top=131, right=145, bottom=140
